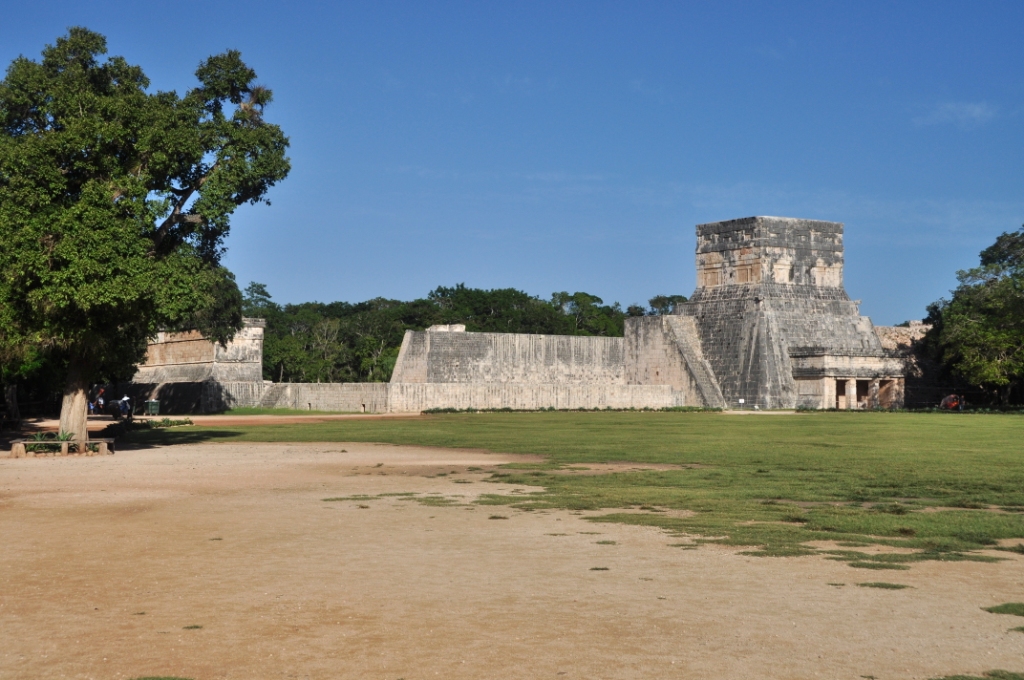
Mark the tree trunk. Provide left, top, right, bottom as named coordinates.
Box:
left=59, top=360, right=90, bottom=441
left=4, top=383, right=19, bottom=422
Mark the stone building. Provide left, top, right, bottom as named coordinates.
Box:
left=131, top=216, right=909, bottom=412
left=674, top=216, right=905, bottom=409
left=128, top=319, right=267, bottom=413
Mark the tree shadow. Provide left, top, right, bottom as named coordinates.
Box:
left=116, top=428, right=246, bottom=450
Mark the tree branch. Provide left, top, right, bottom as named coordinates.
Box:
left=152, top=163, right=219, bottom=247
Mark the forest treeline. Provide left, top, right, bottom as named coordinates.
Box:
left=923, top=224, right=1024, bottom=405
left=242, top=284, right=688, bottom=383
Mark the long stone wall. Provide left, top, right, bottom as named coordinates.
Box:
left=125, top=379, right=682, bottom=414
left=386, top=383, right=684, bottom=412
left=391, top=328, right=625, bottom=384
left=259, top=382, right=389, bottom=413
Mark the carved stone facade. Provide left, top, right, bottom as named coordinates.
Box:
left=675, top=216, right=904, bottom=409
left=131, top=216, right=908, bottom=412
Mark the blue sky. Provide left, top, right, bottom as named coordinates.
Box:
left=3, top=1, right=1022, bottom=324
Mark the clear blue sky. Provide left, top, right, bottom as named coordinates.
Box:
left=3, top=1, right=1023, bottom=324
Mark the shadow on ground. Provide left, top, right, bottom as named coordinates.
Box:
left=115, top=428, right=245, bottom=450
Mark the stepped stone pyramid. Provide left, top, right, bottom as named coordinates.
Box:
left=672, top=216, right=904, bottom=409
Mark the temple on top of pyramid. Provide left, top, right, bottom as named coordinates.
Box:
left=671, top=216, right=905, bottom=409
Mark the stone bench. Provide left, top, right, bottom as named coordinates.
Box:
left=9, top=438, right=115, bottom=458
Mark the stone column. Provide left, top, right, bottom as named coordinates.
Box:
left=823, top=378, right=837, bottom=411
left=869, top=379, right=880, bottom=410
left=845, top=379, right=857, bottom=410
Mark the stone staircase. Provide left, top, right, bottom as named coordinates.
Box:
left=664, top=316, right=727, bottom=408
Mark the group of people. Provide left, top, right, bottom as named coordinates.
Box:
left=88, top=388, right=132, bottom=418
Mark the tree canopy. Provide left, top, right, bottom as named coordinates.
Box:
left=0, top=28, right=289, bottom=436
left=925, top=224, right=1024, bottom=404
left=243, top=284, right=687, bottom=384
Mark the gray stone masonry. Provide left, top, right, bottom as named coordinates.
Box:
left=390, top=329, right=625, bottom=385
left=678, top=216, right=902, bottom=409
left=127, top=216, right=907, bottom=413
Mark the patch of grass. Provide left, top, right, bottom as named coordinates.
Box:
left=848, top=561, right=910, bottom=570
left=589, top=567, right=609, bottom=571
left=824, top=549, right=998, bottom=569
left=182, top=625, right=203, bottom=630
left=416, top=496, right=461, bottom=507
left=982, top=603, right=1024, bottom=617
left=128, top=412, right=1024, bottom=566
left=995, top=543, right=1024, bottom=555
left=488, top=514, right=508, bottom=519
left=1010, top=627, right=1024, bottom=633
left=208, top=537, right=222, bottom=541
left=931, top=672, right=1024, bottom=680
left=596, top=540, right=617, bottom=545
left=827, top=583, right=845, bottom=587
left=856, top=582, right=911, bottom=589
left=741, top=545, right=818, bottom=557
left=223, top=407, right=356, bottom=415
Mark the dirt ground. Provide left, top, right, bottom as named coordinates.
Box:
left=2, top=443, right=1023, bottom=680
left=18, top=412, right=418, bottom=435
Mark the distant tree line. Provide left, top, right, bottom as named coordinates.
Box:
left=242, top=283, right=687, bottom=383
left=923, top=224, right=1024, bottom=405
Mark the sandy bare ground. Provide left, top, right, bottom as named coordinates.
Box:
left=2, top=443, right=1023, bottom=680
left=15, top=412, right=419, bottom=435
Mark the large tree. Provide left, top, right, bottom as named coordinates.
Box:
left=925, top=225, right=1024, bottom=404
left=0, top=28, right=289, bottom=438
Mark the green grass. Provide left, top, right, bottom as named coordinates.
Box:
left=123, top=411, right=1024, bottom=566
left=932, top=672, right=1024, bottom=680
left=983, top=603, right=1024, bottom=617
left=856, top=582, right=911, bottom=589
left=221, top=406, right=357, bottom=416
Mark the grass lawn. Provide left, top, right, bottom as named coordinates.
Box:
left=221, top=406, right=358, bottom=416
left=124, top=411, right=1024, bottom=566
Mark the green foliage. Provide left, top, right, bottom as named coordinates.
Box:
left=931, top=672, right=1024, bottom=680
left=0, top=29, right=289, bottom=411
left=647, top=294, right=688, bottom=315
left=926, top=225, right=1024, bottom=404
left=983, top=603, right=1024, bottom=617
left=245, top=282, right=636, bottom=383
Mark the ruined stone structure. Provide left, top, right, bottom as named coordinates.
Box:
left=128, top=318, right=267, bottom=413
left=131, top=217, right=909, bottom=412
left=674, top=216, right=905, bottom=409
